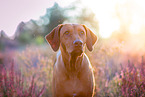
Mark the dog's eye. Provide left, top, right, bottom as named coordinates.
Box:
left=80, top=31, right=84, bottom=35
left=64, top=31, right=70, bottom=35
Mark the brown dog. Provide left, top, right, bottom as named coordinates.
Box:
left=45, top=24, right=97, bottom=97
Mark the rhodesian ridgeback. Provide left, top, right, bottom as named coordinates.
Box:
left=45, top=24, right=97, bottom=97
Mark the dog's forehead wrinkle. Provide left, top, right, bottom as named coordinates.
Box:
left=61, top=24, right=85, bottom=33
left=74, top=25, right=85, bottom=31
left=61, top=25, right=73, bottom=32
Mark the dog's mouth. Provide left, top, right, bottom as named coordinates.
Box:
left=71, top=46, right=83, bottom=57
left=70, top=50, right=83, bottom=58
left=69, top=48, right=83, bottom=71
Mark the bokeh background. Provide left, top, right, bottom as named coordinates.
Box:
left=0, top=0, right=145, bottom=96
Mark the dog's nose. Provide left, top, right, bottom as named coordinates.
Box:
left=73, top=39, right=83, bottom=46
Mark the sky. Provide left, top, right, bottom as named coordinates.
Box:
left=1, top=0, right=145, bottom=38
left=0, top=0, right=76, bottom=37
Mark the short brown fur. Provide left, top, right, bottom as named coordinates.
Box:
left=45, top=24, right=97, bottom=97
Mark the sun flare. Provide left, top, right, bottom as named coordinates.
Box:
left=82, top=0, right=145, bottom=38
left=82, top=0, right=120, bottom=38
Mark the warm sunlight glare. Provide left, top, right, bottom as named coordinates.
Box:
left=129, top=0, right=145, bottom=34
left=82, top=0, right=120, bottom=38
left=99, top=19, right=120, bottom=38
left=82, top=0, right=145, bottom=38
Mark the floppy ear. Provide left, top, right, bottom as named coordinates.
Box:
left=83, top=25, right=97, bottom=51
left=45, top=24, right=63, bottom=52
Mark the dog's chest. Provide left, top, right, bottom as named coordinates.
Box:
left=61, top=75, right=84, bottom=96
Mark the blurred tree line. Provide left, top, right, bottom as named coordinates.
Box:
left=0, top=1, right=99, bottom=50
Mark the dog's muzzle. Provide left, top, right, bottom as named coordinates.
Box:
left=71, top=39, right=83, bottom=56
left=73, top=39, right=83, bottom=47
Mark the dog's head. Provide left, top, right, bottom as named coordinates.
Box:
left=45, top=24, right=97, bottom=56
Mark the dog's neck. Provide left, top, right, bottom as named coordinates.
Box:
left=60, top=45, right=83, bottom=73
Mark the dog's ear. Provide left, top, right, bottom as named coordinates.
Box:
left=45, top=24, right=63, bottom=52
left=83, top=25, right=97, bottom=51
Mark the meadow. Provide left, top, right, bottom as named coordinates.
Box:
left=0, top=1, right=145, bottom=96
left=0, top=33, right=145, bottom=97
